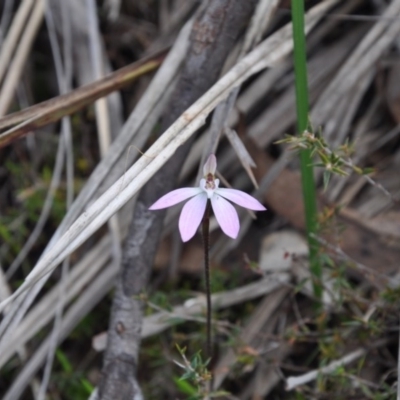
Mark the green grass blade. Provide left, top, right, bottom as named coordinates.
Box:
left=291, top=0, right=321, bottom=300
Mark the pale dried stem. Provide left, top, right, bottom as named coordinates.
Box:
left=0, top=0, right=34, bottom=84
left=95, top=273, right=290, bottom=350
left=38, top=1, right=75, bottom=397
left=312, top=0, right=400, bottom=143
left=3, top=261, right=118, bottom=400
left=0, top=237, right=111, bottom=368
left=199, top=0, right=280, bottom=187
left=86, top=0, right=122, bottom=263
left=0, top=0, right=45, bottom=116
left=286, top=348, right=366, bottom=390
left=2, top=272, right=289, bottom=398
left=0, top=18, right=191, bottom=349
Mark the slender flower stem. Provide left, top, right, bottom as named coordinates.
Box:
left=202, top=201, right=212, bottom=361
left=398, top=314, right=400, bottom=400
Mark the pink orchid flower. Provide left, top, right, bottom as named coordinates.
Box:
left=149, top=154, right=266, bottom=242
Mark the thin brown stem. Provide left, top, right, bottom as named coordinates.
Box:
left=202, top=201, right=212, bottom=361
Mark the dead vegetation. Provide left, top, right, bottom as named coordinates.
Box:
left=1, top=0, right=400, bottom=399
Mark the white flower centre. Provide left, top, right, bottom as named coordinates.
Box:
left=200, top=173, right=220, bottom=199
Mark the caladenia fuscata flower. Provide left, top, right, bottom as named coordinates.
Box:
left=150, top=154, right=266, bottom=364
left=149, top=154, right=266, bottom=241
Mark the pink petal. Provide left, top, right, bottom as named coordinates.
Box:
left=215, top=188, right=266, bottom=211
left=203, top=154, right=217, bottom=176
left=179, top=193, right=208, bottom=242
left=149, top=187, right=202, bottom=210
left=211, top=194, right=240, bottom=239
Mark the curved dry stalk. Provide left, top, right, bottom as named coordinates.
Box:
left=312, top=0, right=400, bottom=144
left=2, top=269, right=288, bottom=400
left=85, top=0, right=122, bottom=264
left=198, top=0, right=280, bottom=187
left=0, top=0, right=34, bottom=84
left=2, top=261, right=118, bottom=400
left=0, top=54, right=163, bottom=147
left=0, top=0, right=16, bottom=45
left=243, top=0, right=280, bottom=51
left=286, top=347, right=367, bottom=390
left=37, top=1, right=75, bottom=398
left=0, top=236, right=111, bottom=368
left=213, top=287, right=291, bottom=390
left=0, top=0, right=45, bottom=116
left=86, top=0, right=113, bottom=155
left=5, top=131, right=66, bottom=278
left=93, top=273, right=291, bottom=353
left=0, top=19, right=191, bottom=350
left=142, top=273, right=290, bottom=338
